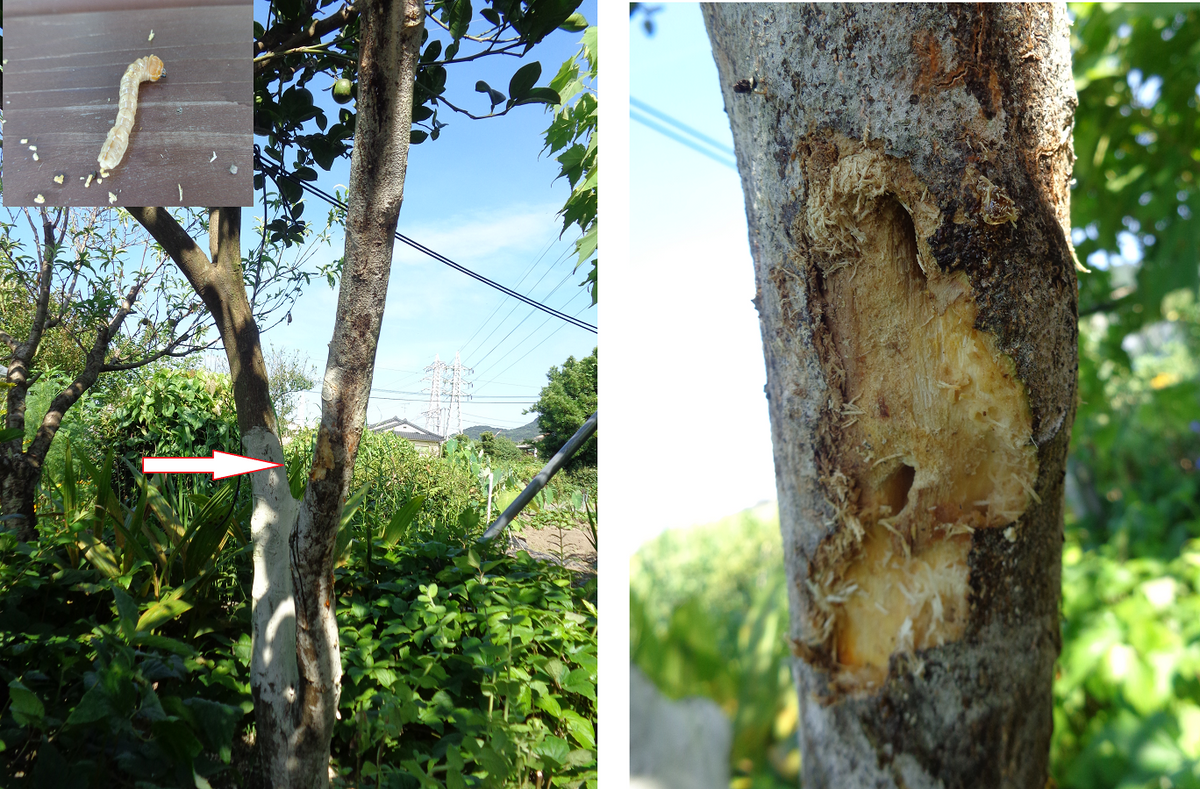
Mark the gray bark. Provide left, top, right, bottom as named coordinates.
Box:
left=704, top=4, right=1078, bottom=787
left=289, top=0, right=424, bottom=781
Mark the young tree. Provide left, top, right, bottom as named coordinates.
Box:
left=703, top=5, right=1079, bottom=786
left=130, top=1, right=588, bottom=784
left=0, top=208, right=218, bottom=541
left=526, top=347, right=597, bottom=467
left=264, top=345, right=318, bottom=435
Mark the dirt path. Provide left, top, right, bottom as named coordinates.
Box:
left=507, top=524, right=596, bottom=577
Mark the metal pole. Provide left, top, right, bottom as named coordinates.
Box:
left=478, top=411, right=597, bottom=543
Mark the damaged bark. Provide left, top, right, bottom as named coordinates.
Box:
left=127, top=2, right=424, bottom=784
left=704, top=4, right=1078, bottom=787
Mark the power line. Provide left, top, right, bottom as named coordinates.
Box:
left=458, top=232, right=565, bottom=360
left=630, top=98, right=737, bottom=170
left=461, top=242, right=573, bottom=364
left=469, top=268, right=576, bottom=373
left=474, top=284, right=584, bottom=383
left=631, top=97, right=735, bottom=155
left=475, top=300, right=594, bottom=394
left=253, top=147, right=596, bottom=334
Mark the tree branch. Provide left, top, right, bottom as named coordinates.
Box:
left=125, top=207, right=216, bottom=294
left=254, top=3, right=359, bottom=74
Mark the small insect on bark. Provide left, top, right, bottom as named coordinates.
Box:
left=97, top=55, right=166, bottom=172
left=733, top=76, right=767, bottom=95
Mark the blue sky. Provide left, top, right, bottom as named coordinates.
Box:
left=618, top=4, right=776, bottom=540
left=3, top=2, right=597, bottom=437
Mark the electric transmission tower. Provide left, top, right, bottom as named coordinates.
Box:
left=422, top=355, right=445, bottom=434
left=446, top=352, right=473, bottom=438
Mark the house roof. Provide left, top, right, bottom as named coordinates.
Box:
left=368, top=417, right=445, bottom=443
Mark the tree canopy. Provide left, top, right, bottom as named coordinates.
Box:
left=526, top=347, right=596, bottom=467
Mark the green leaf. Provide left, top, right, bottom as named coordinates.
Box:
left=508, top=61, right=542, bottom=101
left=232, top=633, right=252, bottom=667
left=561, top=668, right=595, bottom=700
left=0, top=428, right=24, bottom=443
left=129, top=633, right=196, bottom=656
left=534, top=735, right=571, bottom=767
left=410, top=129, right=429, bottom=144
left=183, top=697, right=242, bottom=761
left=382, top=495, right=427, bottom=545
left=559, top=708, right=596, bottom=749
left=62, top=439, right=77, bottom=520
left=475, top=80, right=505, bottom=109
left=112, top=584, right=139, bottom=638
left=183, top=480, right=238, bottom=578
left=514, top=87, right=561, bottom=108
left=446, top=0, right=472, bottom=40
left=64, top=683, right=114, bottom=727
left=421, top=39, right=442, bottom=64
left=7, top=680, right=45, bottom=728
left=152, top=717, right=204, bottom=764
left=136, top=581, right=198, bottom=632
left=79, top=531, right=122, bottom=579
left=559, top=12, right=588, bottom=32
left=543, top=657, right=569, bottom=687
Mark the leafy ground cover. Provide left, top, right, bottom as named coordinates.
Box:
left=1, top=526, right=597, bottom=788
left=0, top=389, right=597, bottom=787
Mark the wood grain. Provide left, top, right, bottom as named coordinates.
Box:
left=3, top=1, right=254, bottom=207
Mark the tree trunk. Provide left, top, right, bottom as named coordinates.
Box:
left=289, top=0, right=423, bottom=778
left=703, top=4, right=1078, bottom=787
left=130, top=2, right=422, bottom=786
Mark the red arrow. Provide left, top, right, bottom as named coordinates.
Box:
left=142, top=451, right=282, bottom=480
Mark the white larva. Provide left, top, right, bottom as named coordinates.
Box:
left=97, top=55, right=166, bottom=171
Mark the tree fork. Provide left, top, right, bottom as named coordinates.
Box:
left=704, top=4, right=1078, bottom=786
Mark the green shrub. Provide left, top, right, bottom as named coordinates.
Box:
left=630, top=504, right=797, bottom=788
left=0, top=530, right=249, bottom=788
left=1052, top=538, right=1200, bottom=789
left=480, top=432, right=524, bottom=463
left=332, top=541, right=598, bottom=787
left=99, top=367, right=240, bottom=505
left=287, top=428, right=475, bottom=544
left=0, top=501, right=598, bottom=787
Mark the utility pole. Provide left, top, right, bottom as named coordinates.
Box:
left=447, top=351, right=473, bottom=438
left=422, top=354, right=445, bottom=434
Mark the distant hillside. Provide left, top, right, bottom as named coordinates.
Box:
left=462, top=419, right=541, bottom=443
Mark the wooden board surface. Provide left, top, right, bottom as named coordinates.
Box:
left=3, top=0, right=254, bottom=207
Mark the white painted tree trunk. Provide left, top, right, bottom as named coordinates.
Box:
left=704, top=4, right=1078, bottom=786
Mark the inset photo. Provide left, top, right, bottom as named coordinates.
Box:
left=3, top=0, right=253, bottom=207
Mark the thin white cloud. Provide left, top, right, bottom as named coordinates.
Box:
left=394, top=202, right=567, bottom=267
